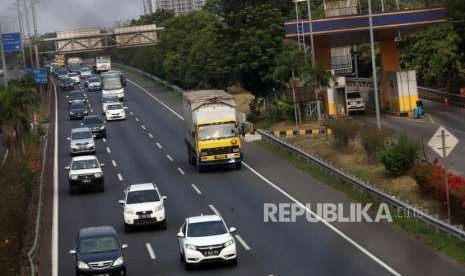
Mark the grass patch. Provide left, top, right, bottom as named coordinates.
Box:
left=256, top=139, right=465, bottom=266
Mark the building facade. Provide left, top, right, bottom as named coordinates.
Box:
left=144, top=0, right=206, bottom=15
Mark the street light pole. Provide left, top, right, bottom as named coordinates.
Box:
left=15, top=0, right=26, bottom=68
left=368, top=0, right=381, bottom=129
left=0, top=23, right=9, bottom=88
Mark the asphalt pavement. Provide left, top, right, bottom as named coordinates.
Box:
left=54, top=71, right=465, bottom=276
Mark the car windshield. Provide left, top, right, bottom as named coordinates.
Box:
left=71, top=131, right=92, bottom=140
left=69, top=92, right=84, bottom=98
left=102, top=76, right=122, bottom=90
left=84, top=117, right=102, bottom=125
left=79, top=236, right=119, bottom=254
left=127, top=190, right=160, bottom=204
left=187, top=220, right=227, bottom=237
left=70, top=103, right=85, bottom=109
left=198, top=123, right=237, bottom=140
left=107, top=104, right=122, bottom=110
left=71, top=159, right=99, bottom=170
left=347, top=92, right=362, bottom=99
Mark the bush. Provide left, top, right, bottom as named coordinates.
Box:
left=326, top=119, right=360, bottom=147
left=380, top=134, right=419, bottom=177
left=360, top=128, right=391, bottom=163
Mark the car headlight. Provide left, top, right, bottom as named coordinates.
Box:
left=154, top=205, right=164, bottom=212
left=185, top=244, right=197, bottom=250
left=125, top=208, right=135, bottom=215
left=77, top=261, right=89, bottom=269
left=112, top=256, right=124, bottom=267
left=70, top=175, right=78, bottom=180
left=224, top=239, right=234, bottom=247
left=94, top=172, right=103, bottom=178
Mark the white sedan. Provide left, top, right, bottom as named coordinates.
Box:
left=177, top=215, right=237, bottom=269
left=105, top=102, right=126, bottom=121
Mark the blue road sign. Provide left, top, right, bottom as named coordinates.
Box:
left=2, top=33, right=21, bottom=53
left=33, top=68, right=48, bottom=85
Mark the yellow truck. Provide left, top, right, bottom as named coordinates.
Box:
left=183, top=90, right=242, bottom=171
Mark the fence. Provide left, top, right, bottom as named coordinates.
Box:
left=258, top=128, right=465, bottom=242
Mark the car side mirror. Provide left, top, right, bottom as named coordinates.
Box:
left=121, top=244, right=128, bottom=250
left=177, top=232, right=184, bottom=238
left=65, top=166, right=70, bottom=171
left=66, top=137, right=71, bottom=141
left=229, top=227, right=237, bottom=233
left=69, top=249, right=76, bottom=255
left=162, top=196, right=167, bottom=201
left=100, top=163, right=105, bottom=167
left=118, top=200, right=125, bottom=205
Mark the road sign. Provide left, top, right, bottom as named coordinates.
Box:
left=427, top=126, right=459, bottom=158
left=33, top=68, right=48, bottom=85
left=2, top=33, right=21, bottom=53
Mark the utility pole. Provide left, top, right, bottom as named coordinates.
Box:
left=0, top=23, right=8, bottom=88
left=368, top=0, right=381, bottom=129
left=15, top=0, right=26, bottom=68
left=23, top=0, right=33, bottom=67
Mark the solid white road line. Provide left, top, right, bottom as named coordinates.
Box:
left=141, top=125, right=146, bottom=130
left=52, top=80, right=59, bottom=276
left=156, top=143, right=163, bottom=149
left=191, top=184, right=202, bottom=195
left=106, top=147, right=111, bottom=154
left=102, top=138, right=107, bottom=143
left=235, top=234, right=251, bottom=251
left=117, top=173, right=123, bottom=182
left=148, top=133, right=154, bottom=139
left=112, top=160, right=117, bottom=167
left=177, top=167, right=185, bottom=175
left=166, top=154, right=174, bottom=162
left=242, top=162, right=402, bottom=276
left=127, top=79, right=184, bottom=121
left=130, top=78, right=402, bottom=276
left=145, top=243, right=156, bottom=260
left=208, top=204, right=220, bottom=216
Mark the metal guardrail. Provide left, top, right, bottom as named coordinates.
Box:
left=418, top=86, right=465, bottom=108
left=258, top=128, right=465, bottom=242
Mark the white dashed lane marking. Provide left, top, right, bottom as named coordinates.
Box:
left=191, top=184, right=202, bottom=195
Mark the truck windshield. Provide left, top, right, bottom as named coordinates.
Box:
left=102, top=77, right=122, bottom=90
left=198, top=123, right=237, bottom=140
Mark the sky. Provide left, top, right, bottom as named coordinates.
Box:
left=0, top=0, right=144, bottom=34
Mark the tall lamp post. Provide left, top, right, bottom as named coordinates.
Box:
left=368, top=0, right=382, bottom=129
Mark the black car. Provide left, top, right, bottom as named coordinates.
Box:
left=59, top=77, right=75, bottom=91
left=83, top=115, right=106, bottom=138
left=67, top=90, right=88, bottom=105
left=69, top=102, right=89, bottom=120
left=54, top=68, right=68, bottom=78
left=70, top=226, right=127, bottom=276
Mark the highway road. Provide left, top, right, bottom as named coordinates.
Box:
left=53, top=70, right=465, bottom=276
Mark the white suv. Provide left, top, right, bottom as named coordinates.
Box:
left=177, top=215, right=237, bottom=269
left=119, top=183, right=167, bottom=231
left=105, top=102, right=126, bottom=121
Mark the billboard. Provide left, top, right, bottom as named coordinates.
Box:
left=2, top=32, right=21, bottom=52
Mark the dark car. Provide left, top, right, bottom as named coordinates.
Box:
left=67, top=90, right=88, bottom=105
left=59, top=77, right=75, bottom=91
left=83, top=115, right=106, bottom=138
left=68, top=102, right=89, bottom=120
left=54, top=68, right=68, bottom=78
left=70, top=226, right=127, bottom=276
